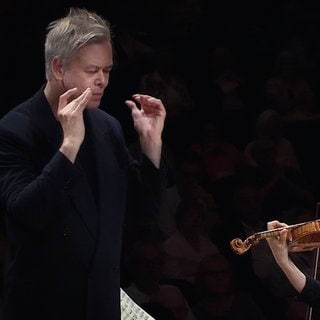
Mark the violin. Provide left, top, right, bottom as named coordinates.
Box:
left=230, top=219, right=320, bottom=255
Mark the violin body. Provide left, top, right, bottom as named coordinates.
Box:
left=230, top=219, right=320, bottom=255
left=289, top=220, right=320, bottom=252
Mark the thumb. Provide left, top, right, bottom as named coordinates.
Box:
left=125, top=100, right=137, bottom=111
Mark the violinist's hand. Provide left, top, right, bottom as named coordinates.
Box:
left=58, top=87, right=92, bottom=163
left=266, top=220, right=290, bottom=266
left=266, top=220, right=307, bottom=294
left=125, top=94, right=166, bottom=168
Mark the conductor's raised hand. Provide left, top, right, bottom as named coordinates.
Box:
left=125, top=94, right=166, bottom=167
left=125, top=94, right=166, bottom=142
left=57, top=87, right=92, bottom=162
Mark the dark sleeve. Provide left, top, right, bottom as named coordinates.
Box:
left=125, top=153, right=167, bottom=239
left=298, top=274, right=320, bottom=312
left=0, top=134, right=83, bottom=230
left=139, top=154, right=167, bottom=217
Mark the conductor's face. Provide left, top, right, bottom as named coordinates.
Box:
left=61, top=41, right=113, bottom=109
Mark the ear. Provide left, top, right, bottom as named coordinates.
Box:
left=51, top=57, right=64, bottom=80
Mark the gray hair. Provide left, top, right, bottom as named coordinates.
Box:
left=44, top=7, right=112, bottom=80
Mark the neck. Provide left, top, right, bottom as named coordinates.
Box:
left=44, top=82, right=63, bottom=119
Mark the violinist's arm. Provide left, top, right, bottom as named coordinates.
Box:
left=266, top=220, right=306, bottom=293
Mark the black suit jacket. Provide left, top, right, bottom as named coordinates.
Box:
left=0, top=88, right=166, bottom=320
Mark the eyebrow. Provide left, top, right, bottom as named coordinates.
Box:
left=85, top=64, right=113, bottom=70
left=105, top=64, right=113, bottom=70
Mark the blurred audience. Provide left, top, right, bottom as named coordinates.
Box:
left=147, top=284, right=197, bottom=320
left=265, top=50, right=318, bottom=122
left=139, top=44, right=196, bottom=153
left=192, top=253, right=267, bottom=320
left=158, top=151, right=219, bottom=238
left=123, top=240, right=165, bottom=304
left=161, top=198, right=220, bottom=301
left=244, top=108, right=301, bottom=171
left=249, top=135, right=315, bottom=215
left=187, top=117, right=251, bottom=211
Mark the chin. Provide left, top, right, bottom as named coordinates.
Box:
left=86, top=102, right=100, bottom=109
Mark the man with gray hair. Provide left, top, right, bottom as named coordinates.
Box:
left=0, top=7, right=166, bottom=320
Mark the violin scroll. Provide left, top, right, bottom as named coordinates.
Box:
left=230, top=236, right=257, bottom=255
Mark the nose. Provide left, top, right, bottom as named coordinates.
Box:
left=95, top=70, right=109, bottom=88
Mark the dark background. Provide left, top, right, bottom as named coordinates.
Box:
left=2, top=0, right=320, bottom=195
left=2, top=0, right=319, bottom=114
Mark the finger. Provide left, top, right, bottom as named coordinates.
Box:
left=75, top=88, right=92, bottom=112
left=267, top=220, right=280, bottom=230
left=267, top=220, right=288, bottom=230
left=125, top=100, right=140, bottom=117
left=279, top=229, right=288, bottom=241
left=124, top=100, right=137, bottom=111
left=58, top=88, right=79, bottom=111
left=59, top=88, right=92, bottom=113
left=132, top=94, right=162, bottom=106
left=141, top=96, right=161, bottom=107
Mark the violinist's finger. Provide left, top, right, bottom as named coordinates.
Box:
left=279, top=228, right=288, bottom=241
left=267, top=220, right=288, bottom=230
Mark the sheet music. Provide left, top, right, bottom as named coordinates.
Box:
left=120, top=288, right=155, bottom=320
